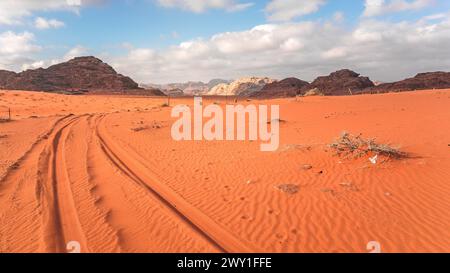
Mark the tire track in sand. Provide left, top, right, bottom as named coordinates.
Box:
left=94, top=114, right=259, bottom=253
left=0, top=115, right=81, bottom=252
left=2, top=113, right=257, bottom=252
left=84, top=115, right=218, bottom=252
left=36, top=115, right=90, bottom=252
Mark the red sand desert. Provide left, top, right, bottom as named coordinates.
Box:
left=0, top=89, right=449, bottom=253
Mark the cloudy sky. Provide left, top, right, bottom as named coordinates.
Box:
left=0, top=0, right=449, bottom=84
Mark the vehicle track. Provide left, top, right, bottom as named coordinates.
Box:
left=94, top=114, right=258, bottom=253
left=36, top=115, right=90, bottom=252
left=0, top=115, right=84, bottom=252
left=1, top=113, right=255, bottom=253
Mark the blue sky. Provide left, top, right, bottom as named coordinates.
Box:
left=1, top=0, right=450, bottom=84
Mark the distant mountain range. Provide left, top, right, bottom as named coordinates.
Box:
left=1, top=56, right=449, bottom=97
left=141, top=79, right=232, bottom=96
left=252, top=70, right=450, bottom=98
left=364, top=72, right=450, bottom=94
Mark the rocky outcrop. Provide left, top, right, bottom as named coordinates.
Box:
left=170, top=82, right=208, bottom=95
left=0, top=70, right=16, bottom=87
left=164, top=88, right=185, bottom=97
left=302, top=69, right=374, bottom=96
left=0, top=56, right=143, bottom=93
left=207, top=83, right=229, bottom=95
left=207, top=79, right=231, bottom=90
left=207, top=77, right=276, bottom=96
left=365, top=72, right=450, bottom=93
left=250, top=77, right=310, bottom=98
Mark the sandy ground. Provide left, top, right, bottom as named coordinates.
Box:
left=0, top=89, right=449, bottom=253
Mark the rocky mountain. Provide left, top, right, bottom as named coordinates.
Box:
left=142, top=82, right=204, bottom=95
left=169, top=82, right=209, bottom=95
left=163, top=88, right=185, bottom=97
left=207, top=77, right=276, bottom=96
left=0, top=70, right=16, bottom=87
left=0, top=56, right=164, bottom=95
left=143, top=79, right=231, bottom=96
left=207, top=83, right=228, bottom=95
left=207, top=79, right=231, bottom=89
left=365, top=72, right=450, bottom=93
left=302, top=69, right=374, bottom=96
left=250, top=77, right=310, bottom=99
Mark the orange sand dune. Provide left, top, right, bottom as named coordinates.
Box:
left=0, top=89, right=449, bottom=253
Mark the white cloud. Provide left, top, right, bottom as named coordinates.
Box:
left=22, top=60, right=45, bottom=70
left=105, top=14, right=450, bottom=84
left=0, top=31, right=41, bottom=71
left=333, top=11, right=345, bottom=22
left=107, top=21, right=338, bottom=82
left=0, top=31, right=41, bottom=55
left=156, top=0, right=253, bottom=13
left=420, top=12, right=446, bottom=21
left=322, top=47, right=347, bottom=59
left=363, top=0, right=434, bottom=17
left=265, top=0, right=326, bottom=22
left=63, top=45, right=89, bottom=60
left=227, top=2, right=254, bottom=12
left=280, top=38, right=304, bottom=51
left=34, top=17, right=65, bottom=29
left=17, top=45, right=89, bottom=71
left=67, top=0, right=82, bottom=5
left=0, top=0, right=101, bottom=25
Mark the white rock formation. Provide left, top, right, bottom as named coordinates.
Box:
left=207, top=77, right=276, bottom=96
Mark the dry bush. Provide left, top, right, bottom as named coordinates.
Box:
left=330, top=132, right=408, bottom=159
left=132, top=121, right=163, bottom=132
left=275, top=184, right=300, bottom=194
left=131, top=126, right=151, bottom=132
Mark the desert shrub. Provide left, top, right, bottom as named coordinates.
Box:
left=131, top=126, right=150, bottom=132
left=131, top=121, right=163, bottom=132
left=275, top=184, right=300, bottom=194
left=330, top=132, right=408, bottom=159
